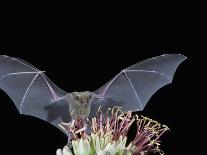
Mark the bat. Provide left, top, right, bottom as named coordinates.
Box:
left=0, top=54, right=186, bottom=135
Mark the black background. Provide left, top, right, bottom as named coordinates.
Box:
left=0, top=3, right=199, bottom=155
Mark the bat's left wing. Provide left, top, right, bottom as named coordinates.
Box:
left=90, top=54, right=187, bottom=117
left=0, top=55, right=72, bottom=135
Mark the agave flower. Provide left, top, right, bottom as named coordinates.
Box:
left=57, top=107, right=169, bottom=155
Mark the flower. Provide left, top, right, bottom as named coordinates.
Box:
left=57, top=107, right=169, bottom=155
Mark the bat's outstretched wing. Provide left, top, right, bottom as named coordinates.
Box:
left=0, top=55, right=71, bottom=134
left=91, top=54, right=186, bottom=116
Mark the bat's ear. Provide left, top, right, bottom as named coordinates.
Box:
left=71, top=92, right=78, bottom=100
left=71, top=92, right=75, bottom=97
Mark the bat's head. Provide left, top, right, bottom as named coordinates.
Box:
left=70, top=91, right=94, bottom=118
left=71, top=91, right=93, bottom=106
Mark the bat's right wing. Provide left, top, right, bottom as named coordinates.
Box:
left=0, top=55, right=71, bottom=135
left=90, top=54, right=186, bottom=118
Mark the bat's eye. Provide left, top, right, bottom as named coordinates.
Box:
left=75, top=96, right=79, bottom=100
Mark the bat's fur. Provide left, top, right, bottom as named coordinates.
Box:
left=69, top=91, right=93, bottom=118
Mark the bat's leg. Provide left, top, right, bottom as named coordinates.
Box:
left=85, top=121, right=92, bottom=135
left=66, top=135, right=72, bottom=148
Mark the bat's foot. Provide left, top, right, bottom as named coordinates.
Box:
left=85, top=122, right=92, bottom=134
left=66, top=140, right=72, bottom=148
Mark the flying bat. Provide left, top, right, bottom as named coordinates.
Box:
left=0, top=54, right=186, bottom=135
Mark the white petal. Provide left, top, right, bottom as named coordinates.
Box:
left=83, top=139, right=91, bottom=155
left=97, top=150, right=110, bottom=155
left=63, top=146, right=73, bottom=155
left=56, top=149, right=63, bottom=155
left=104, top=143, right=116, bottom=155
